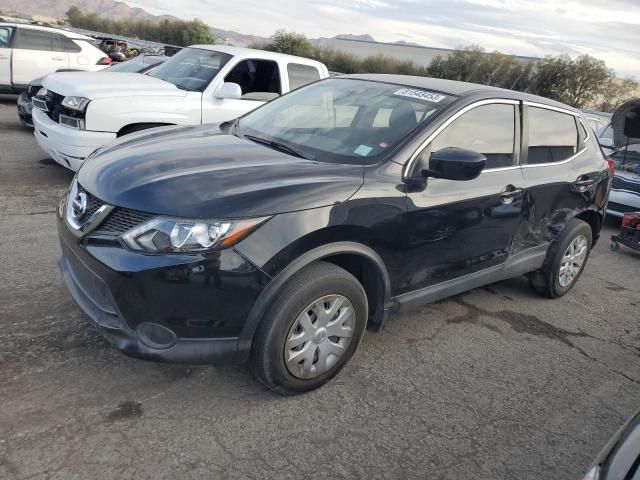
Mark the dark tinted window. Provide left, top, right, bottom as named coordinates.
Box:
left=53, top=34, right=81, bottom=53
left=527, top=107, right=579, bottom=164
left=287, top=63, right=320, bottom=90
left=225, top=59, right=281, bottom=99
left=430, top=103, right=516, bottom=169
left=0, top=26, right=14, bottom=49
left=14, top=28, right=52, bottom=51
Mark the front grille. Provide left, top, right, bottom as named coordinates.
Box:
left=76, top=184, right=103, bottom=223
left=608, top=202, right=639, bottom=214
left=94, top=208, right=155, bottom=235
left=34, top=90, right=64, bottom=122
left=612, top=175, right=640, bottom=194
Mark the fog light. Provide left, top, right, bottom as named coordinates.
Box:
left=136, top=322, right=177, bottom=349
left=59, top=114, right=85, bottom=130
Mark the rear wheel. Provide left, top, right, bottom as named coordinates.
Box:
left=249, top=261, right=368, bottom=395
left=529, top=219, right=592, bottom=298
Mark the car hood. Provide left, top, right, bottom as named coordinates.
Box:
left=78, top=125, right=364, bottom=218
left=611, top=98, right=640, bottom=148
left=43, top=72, right=187, bottom=99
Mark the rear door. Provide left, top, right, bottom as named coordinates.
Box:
left=0, top=26, right=14, bottom=90
left=12, top=27, right=69, bottom=86
left=402, top=100, right=527, bottom=293
left=52, top=33, right=79, bottom=70
left=519, top=103, right=607, bottom=247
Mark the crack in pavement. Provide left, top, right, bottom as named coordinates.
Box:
left=448, top=294, right=640, bottom=386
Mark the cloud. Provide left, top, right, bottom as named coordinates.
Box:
left=125, top=0, right=640, bottom=77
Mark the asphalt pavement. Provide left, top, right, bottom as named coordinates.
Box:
left=1, top=94, right=639, bottom=480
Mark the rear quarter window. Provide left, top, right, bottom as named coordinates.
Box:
left=53, top=34, right=81, bottom=53
left=527, top=107, right=579, bottom=164
left=287, top=63, right=321, bottom=90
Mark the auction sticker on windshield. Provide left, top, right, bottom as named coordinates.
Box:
left=394, top=88, right=446, bottom=103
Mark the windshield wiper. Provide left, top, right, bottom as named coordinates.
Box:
left=243, top=134, right=312, bottom=160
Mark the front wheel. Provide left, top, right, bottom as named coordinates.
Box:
left=529, top=218, right=592, bottom=298
left=249, top=261, right=368, bottom=395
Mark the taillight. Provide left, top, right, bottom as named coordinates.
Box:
left=606, top=158, right=615, bottom=177
left=97, top=57, right=112, bottom=65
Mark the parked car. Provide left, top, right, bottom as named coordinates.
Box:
left=582, top=109, right=612, bottom=136
left=57, top=75, right=610, bottom=394
left=581, top=408, right=640, bottom=480
left=0, top=23, right=110, bottom=94
left=597, top=99, right=640, bottom=217
left=97, top=38, right=129, bottom=62
left=32, top=45, right=329, bottom=171
left=17, top=55, right=168, bottom=128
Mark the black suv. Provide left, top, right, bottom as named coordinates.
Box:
left=57, top=75, right=610, bottom=394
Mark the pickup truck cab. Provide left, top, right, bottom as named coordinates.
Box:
left=32, top=45, right=329, bottom=171
left=0, top=23, right=109, bottom=93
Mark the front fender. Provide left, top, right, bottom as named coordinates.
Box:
left=85, top=94, right=202, bottom=132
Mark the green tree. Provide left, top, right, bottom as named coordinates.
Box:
left=265, top=30, right=313, bottom=57
left=597, top=77, right=640, bottom=112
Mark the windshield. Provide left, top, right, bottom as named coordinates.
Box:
left=149, top=48, right=232, bottom=92
left=238, top=78, right=452, bottom=164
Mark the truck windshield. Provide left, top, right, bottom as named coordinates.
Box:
left=149, top=48, right=232, bottom=92
left=238, top=78, right=453, bottom=165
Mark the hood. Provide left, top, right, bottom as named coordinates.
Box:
left=43, top=72, right=187, bottom=99
left=77, top=125, right=364, bottom=218
left=611, top=98, right=640, bottom=148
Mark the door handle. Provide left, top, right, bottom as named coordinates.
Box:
left=573, top=176, right=595, bottom=191
left=0, top=55, right=8, bottom=59
left=499, top=185, right=523, bottom=204
left=51, top=56, right=65, bottom=61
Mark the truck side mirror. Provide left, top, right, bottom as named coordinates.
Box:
left=215, top=82, right=242, bottom=100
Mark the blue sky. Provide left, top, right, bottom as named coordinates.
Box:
left=126, top=0, right=640, bottom=77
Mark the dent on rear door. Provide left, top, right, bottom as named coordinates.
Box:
left=517, top=108, right=606, bottom=249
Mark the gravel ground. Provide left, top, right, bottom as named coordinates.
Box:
left=1, top=94, right=639, bottom=480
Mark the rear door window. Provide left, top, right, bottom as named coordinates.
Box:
left=287, top=63, right=320, bottom=90
left=14, top=28, right=53, bottom=51
left=527, top=107, right=579, bottom=164
left=429, top=103, right=517, bottom=169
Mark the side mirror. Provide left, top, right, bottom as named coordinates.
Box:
left=215, top=82, right=242, bottom=100
left=423, top=147, right=486, bottom=181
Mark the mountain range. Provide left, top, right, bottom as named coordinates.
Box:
left=0, top=0, right=421, bottom=48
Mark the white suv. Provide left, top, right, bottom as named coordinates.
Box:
left=0, top=23, right=109, bottom=93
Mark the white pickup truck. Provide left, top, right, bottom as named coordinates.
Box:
left=0, top=23, right=109, bottom=93
left=32, top=45, right=329, bottom=171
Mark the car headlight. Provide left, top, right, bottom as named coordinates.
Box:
left=61, top=96, right=90, bottom=112
left=121, top=217, right=269, bottom=253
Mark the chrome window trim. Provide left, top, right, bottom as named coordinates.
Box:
left=522, top=101, right=580, bottom=117
left=403, top=98, right=520, bottom=179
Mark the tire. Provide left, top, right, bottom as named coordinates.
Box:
left=528, top=218, right=593, bottom=298
left=249, top=261, right=368, bottom=395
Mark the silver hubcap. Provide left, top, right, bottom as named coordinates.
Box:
left=558, top=234, right=588, bottom=287
left=284, top=294, right=356, bottom=379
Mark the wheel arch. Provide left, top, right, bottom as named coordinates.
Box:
left=235, top=241, right=392, bottom=363
left=573, top=209, right=603, bottom=246
left=117, top=122, right=174, bottom=138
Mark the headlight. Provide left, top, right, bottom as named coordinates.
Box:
left=121, top=217, right=269, bottom=253
left=61, top=96, right=90, bottom=112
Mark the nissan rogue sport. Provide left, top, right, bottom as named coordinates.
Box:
left=57, top=75, right=611, bottom=394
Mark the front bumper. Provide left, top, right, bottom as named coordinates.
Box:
left=57, top=212, right=270, bottom=364
left=17, top=93, right=33, bottom=128
left=32, top=108, right=116, bottom=171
